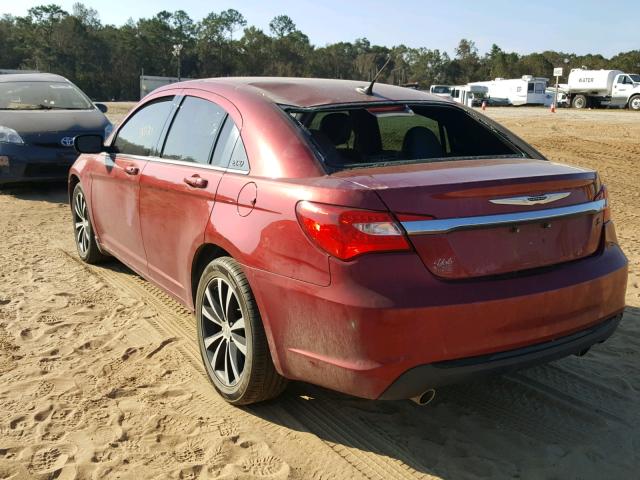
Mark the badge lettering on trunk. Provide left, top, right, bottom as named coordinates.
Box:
left=489, top=192, right=571, bottom=206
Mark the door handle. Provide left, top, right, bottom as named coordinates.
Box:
left=184, top=174, right=208, bottom=188
left=124, top=165, right=139, bottom=175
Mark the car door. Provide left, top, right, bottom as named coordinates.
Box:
left=91, top=95, right=176, bottom=275
left=139, top=92, right=241, bottom=303
left=612, top=75, right=631, bottom=105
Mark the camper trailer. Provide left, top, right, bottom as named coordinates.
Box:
left=450, top=85, right=488, bottom=107
left=471, top=76, right=549, bottom=106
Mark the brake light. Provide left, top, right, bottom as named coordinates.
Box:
left=296, top=201, right=410, bottom=260
left=595, top=184, right=611, bottom=222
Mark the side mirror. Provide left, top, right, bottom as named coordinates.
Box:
left=74, top=134, right=105, bottom=154
left=95, top=103, right=108, bottom=113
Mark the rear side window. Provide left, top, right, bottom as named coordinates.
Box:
left=299, top=104, right=524, bottom=170
left=114, top=97, right=174, bottom=156
left=211, top=118, right=241, bottom=169
left=162, top=96, right=226, bottom=164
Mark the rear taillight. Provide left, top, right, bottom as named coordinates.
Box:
left=595, top=184, right=611, bottom=222
left=295, top=201, right=410, bottom=260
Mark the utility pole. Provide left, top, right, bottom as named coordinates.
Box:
left=172, top=43, right=183, bottom=81
left=553, top=67, right=562, bottom=111
left=552, top=58, right=570, bottom=111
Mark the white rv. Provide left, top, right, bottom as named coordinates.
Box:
left=450, top=85, right=488, bottom=107
left=566, top=69, right=640, bottom=110
left=470, top=76, right=549, bottom=106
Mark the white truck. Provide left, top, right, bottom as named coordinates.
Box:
left=429, top=85, right=453, bottom=99
left=567, top=69, right=640, bottom=110
left=450, top=85, right=488, bottom=107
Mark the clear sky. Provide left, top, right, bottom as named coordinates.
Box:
left=2, top=0, right=638, bottom=57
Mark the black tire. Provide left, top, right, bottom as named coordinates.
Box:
left=572, top=94, right=588, bottom=109
left=196, top=256, right=287, bottom=405
left=629, top=95, right=640, bottom=111
left=71, top=183, right=108, bottom=264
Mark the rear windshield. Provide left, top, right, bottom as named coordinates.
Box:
left=0, top=81, right=94, bottom=110
left=292, top=104, right=526, bottom=171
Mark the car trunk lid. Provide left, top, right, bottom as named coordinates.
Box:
left=336, top=158, right=604, bottom=279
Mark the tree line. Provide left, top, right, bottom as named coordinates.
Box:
left=1, top=3, right=639, bottom=100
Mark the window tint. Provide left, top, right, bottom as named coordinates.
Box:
left=162, top=96, right=226, bottom=164
left=527, top=83, right=534, bottom=93
left=211, top=117, right=240, bottom=168
left=114, top=97, right=174, bottom=156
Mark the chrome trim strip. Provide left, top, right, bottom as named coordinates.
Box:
left=489, top=191, right=571, bottom=206
left=401, top=199, right=606, bottom=235
left=102, top=153, right=249, bottom=175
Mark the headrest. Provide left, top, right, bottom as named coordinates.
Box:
left=319, top=113, right=352, bottom=146
left=401, top=126, right=444, bottom=160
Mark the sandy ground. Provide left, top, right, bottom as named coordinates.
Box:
left=0, top=106, right=639, bottom=479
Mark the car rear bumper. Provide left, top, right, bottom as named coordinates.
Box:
left=0, top=143, right=77, bottom=185
left=246, top=223, right=628, bottom=400
left=378, top=313, right=622, bottom=400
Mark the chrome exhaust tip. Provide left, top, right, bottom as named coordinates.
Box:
left=410, top=389, right=436, bottom=406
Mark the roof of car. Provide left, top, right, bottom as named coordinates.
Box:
left=177, top=77, right=447, bottom=108
left=0, top=73, right=70, bottom=83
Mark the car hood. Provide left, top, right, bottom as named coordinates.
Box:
left=0, top=109, right=110, bottom=134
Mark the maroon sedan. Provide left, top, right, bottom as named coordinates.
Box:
left=69, top=78, right=627, bottom=405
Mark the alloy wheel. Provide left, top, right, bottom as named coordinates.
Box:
left=73, top=190, right=90, bottom=256
left=201, top=277, right=247, bottom=386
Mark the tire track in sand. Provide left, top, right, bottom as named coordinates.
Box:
left=60, top=250, right=433, bottom=480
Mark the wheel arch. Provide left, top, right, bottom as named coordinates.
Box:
left=189, top=242, right=285, bottom=375
left=190, top=243, right=232, bottom=308
left=628, top=94, right=640, bottom=110
left=68, top=174, right=81, bottom=205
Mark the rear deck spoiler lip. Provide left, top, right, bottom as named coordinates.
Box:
left=401, top=199, right=606, bottom=235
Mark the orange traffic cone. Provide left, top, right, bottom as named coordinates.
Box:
left=550, top=103, right=556, bottom=113
left=481, top=101, right=487, bottom=111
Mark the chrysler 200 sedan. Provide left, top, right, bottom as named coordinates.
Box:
left=0, top=73, right=111, bottom=185
left=69, top=77, right=627, bottom=405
